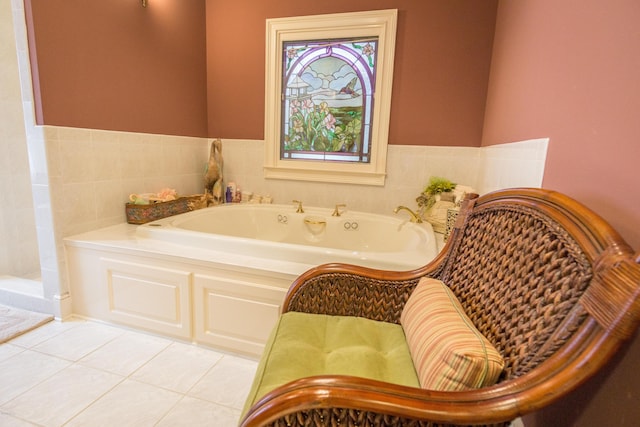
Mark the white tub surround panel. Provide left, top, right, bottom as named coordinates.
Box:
left=101, top=258, right=192, bottom=339
left=65, top=225, right=295, bottom=357
left=194, top=272, right=288, bottom=356
left=65, top=201, right=438, bottom=357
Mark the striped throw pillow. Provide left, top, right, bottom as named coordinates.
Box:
left=400, top=278, right=504, bottom=391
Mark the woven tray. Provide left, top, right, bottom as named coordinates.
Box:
left=125, top=195, right=202, bottom=224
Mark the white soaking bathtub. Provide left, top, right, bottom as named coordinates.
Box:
left=136, top=203, right=437, bottom=271
left=65, top=203, right=437, bottom=357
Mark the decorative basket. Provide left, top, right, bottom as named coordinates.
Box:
left=125, top=195, right=203, bottom=224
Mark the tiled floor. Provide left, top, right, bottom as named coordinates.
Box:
left=0, top=318, right=258, bottom=426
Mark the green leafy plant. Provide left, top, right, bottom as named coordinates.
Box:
left=284, top=100, right=362, bottom=153
left=416, top=176, right=456, bottom=211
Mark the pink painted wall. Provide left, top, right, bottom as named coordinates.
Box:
left=26, top=0, right=208, bottom=137
left=483, top=0, right=640, bottom=251
left=483, top=1, right=640, bottom=425
left=206, top=0, right=497, bottom=147
left=27, top=0, right=497, bottom=146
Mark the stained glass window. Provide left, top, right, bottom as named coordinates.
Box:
left=281, top=38, right=378, bottom=163
left=264, top=10, right=397, bottom=186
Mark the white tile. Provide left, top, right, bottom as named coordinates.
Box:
left=157, top=395, right=241, bottom=427
left=140, top=139, right=165, bottom=177
left=31, top=321, right=125, bottom=361
left=79, top=330, right=172, bottom=376
left=0, top=350, right=71, bottom=405
left=59, top=181, right=98, bottom=229
left=7, top=318, right=83, bottom=348
left=131, top=342, right=224, bottom=393
left=94, top=180, right=126, bottom=219
left=59, top=136, right=95, bottom=184
left=0, top=316, right=260, bottom=426
left=0, top=343, right=23, bottom=362
left=0, top=412, right=39, bottom=427
left=120, top=138, right=147, bottom=179
left=1, top=364, right=123, bottom=426
left=64, top=379, right=182, bottom=427
left=189, top=355, right=258, bottom=409
left=91, top=131, right=123, bottom=181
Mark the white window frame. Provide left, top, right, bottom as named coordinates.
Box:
left=264, top=9, right=398, bottom=186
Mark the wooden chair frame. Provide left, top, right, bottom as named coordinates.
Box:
left=240, top=188, right=640, bottom=427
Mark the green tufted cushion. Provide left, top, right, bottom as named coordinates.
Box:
left=242, top=311, right=420, bottom=417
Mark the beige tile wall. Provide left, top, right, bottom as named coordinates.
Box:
left=45, top=127, right=209, bottom=238
left=44, top=135, right=548, bottom=240
left=221, top=138, right=547, bottom=215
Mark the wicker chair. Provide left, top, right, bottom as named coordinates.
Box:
left=240, top=188, right=640, bottom=427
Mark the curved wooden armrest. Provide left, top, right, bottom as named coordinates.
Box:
left=241, top=375, right=515, bottom=427
left=282, top=262, right=443, bottom=323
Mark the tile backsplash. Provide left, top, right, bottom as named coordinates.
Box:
left=45, top=127, right=209, bottom=238
left=222, top=137, right=548, bottom=216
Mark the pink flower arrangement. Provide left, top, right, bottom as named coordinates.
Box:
left=156, top=188, right=177, bottom=202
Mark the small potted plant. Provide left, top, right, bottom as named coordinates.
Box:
left=415, top=176, right=457, bottom=234
left=416, top=176, right=456, bottom=216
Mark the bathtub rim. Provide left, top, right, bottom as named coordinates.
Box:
left=136, top=203, right=438, bottom=271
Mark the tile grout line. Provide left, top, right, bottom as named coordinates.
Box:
left=1, top=319, right=256, bottom=426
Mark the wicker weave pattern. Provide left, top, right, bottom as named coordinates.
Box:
left=265, top=408, right=509, bottom=427
left=441, top=205, right=592, bottom=379
left=286, top=274, right=422, bottom=324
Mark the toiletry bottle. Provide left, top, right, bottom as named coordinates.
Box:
left=228, top=182, right=237, bottom=201
left=225, top=186, right=232, bottom=203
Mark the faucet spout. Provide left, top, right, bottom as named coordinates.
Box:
left=292, top=200, right=304, bottom=213
left=394, top=206, right=422, bottom=223
left=332, top=203, right=346, bottom=217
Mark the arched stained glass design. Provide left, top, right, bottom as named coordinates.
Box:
left=281, top=38, right=378, bottom=163
left=264, top=10, right=397, bottom=186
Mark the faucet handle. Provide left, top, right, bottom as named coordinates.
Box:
left=292, top=200, right=304, bottom=213
left=332, top=203, right=346, bottom=217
